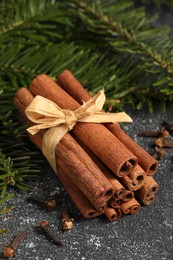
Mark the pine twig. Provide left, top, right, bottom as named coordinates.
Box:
left=69, top=0, right=173, bottom=77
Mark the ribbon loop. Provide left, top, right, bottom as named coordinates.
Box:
left=25, top=90, right=132, bottom=173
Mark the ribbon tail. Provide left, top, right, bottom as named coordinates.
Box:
left=42, top=125, right=68, bottom=173
left=78, top=112, right=133, bottom=123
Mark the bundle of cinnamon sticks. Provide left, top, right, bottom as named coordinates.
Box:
left=14, top=70, right=159, bottom=221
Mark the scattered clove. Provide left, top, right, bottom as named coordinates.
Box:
left=138, top=128, right=169, bottom=138
left=138, top=130, right=161, bottom=138
left=45, top=197, right=58, bottom=212
left=162, top=121, right=173, bottom=134
left=61, top=210, right=74, bottom=231
left=155, top=137, right=173, bottom=148
left=138, top=122, right=173, bottom=161
left=3, top=229, right=28, bottom=258
left=155, top=137, right=164, bottom=148
left=39, top=221, right=63, bottom=246
left=152, top=147, right=166, bottom=160
left=28, top=195, right=58, bottom=212
left=160, top=128, right=170, bottom=138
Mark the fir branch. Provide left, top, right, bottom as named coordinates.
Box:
left=0, top=0, right=71, bottom=46
left=68, top=0, right=173, bottom=85
left=69, top=0, right=173, bottom=72
left=0, top=111, right=43, bottom=211
left=0, top=39, right=135, bottom=101
left=0, top=229, right=8, bottom=233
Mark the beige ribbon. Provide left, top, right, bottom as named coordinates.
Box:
left=25, top=90, right=132, bottom=173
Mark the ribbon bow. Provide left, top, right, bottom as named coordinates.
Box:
left=25, top=90, right=132, bottom=172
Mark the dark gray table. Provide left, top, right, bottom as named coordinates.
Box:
left=0, top=104, right=173, bottom=260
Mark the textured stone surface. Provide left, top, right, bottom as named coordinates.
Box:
left=0, top=103, right=173, bottom=260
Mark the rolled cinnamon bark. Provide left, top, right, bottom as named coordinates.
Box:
left=121, top=190, right=134, bottom=202
left=109, top=197, right=121, bottom=208
left=121, top=165, right=145, bottom=191
left=57, top=166, right=105, bottom=218
left=105, top=124, right=158, bottom=175
left=57, top=70, right=158, bottom=175
left=14, top=88, right=113, bottom=211
left=121, top=198, right=141, bottom=214
left=116, top=208, right=122, bottom=219
left=55, top=144, right=109, bottom=211
left=73, top=135, right=139, bottom=202
left=29, top=74, right=138, bottom=177
left=108, top=178, right=125, bottom=200
left=135, top=176, right=159, bottom=205
left=104, top=207, right=121, bottom=221
left=142, top=194, right=156, bottom=205
left=72, top=134, right=126, bottom=199
left=59, top=133, right=114, bottom=197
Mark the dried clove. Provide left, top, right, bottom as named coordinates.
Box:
left=152, top=147, right=166, bottom=160
left=155, top=137, right=173, bottom=148
left=138, top=128, right=169, bottom=138
left=139, top=124, right=173, bottom=161
left=160, top=128, right=170, bottom=138
left=28, top=195, right=58, bottom=212
left=3, top=229, right=28, bottom=258
left=61, top=210, right=74, bottom=231
left=45, top=197, right=58, bottom=212
left=39, top=221, right=63, bottom=246
left=162, top=121, right=173, bottom=134
left=138, top=130, right=161, bottom=138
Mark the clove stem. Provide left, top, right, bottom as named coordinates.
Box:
left=28, top=196, right=58, bottom=211
left=40, top=221, right=63, bottom=246
left=138, top=130, right=161, bottom=138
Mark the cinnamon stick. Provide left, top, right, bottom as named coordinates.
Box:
left=135, top=176, right=159, bottom=205
left=14, top=88, right=113, bottom=211
left=57, top=166, right=104, bottom=218
left=57, top=70, right=158, bottom=175
left=141, top=194, right=156, bottom=206
left=121, top=198, right=141, bottom=214
left=58, top=132, right=114, bottom=197
left=55, top=145, right=108, bottom=211
left=73, top=135, right=142, bottom=203
left=121, top=190, right=134, bottom=202
left=29, top=74, right=138, bottom=177
left=109, top=197, right=121, bottom=208
left=115, top=208, right=122, bottom=219
left=121, top=165, right=145, bottom=191
left=72, top=134, right=126, bottom=199
left=104, top=207, right=121, bottom=221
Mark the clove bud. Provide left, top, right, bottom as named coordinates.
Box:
left=155, top=137, right=173, bottom=148
left=3, top=229, right=28, bottom=258
left=61, top=210, right=74, bottom=231
left=28, top=195, right=58, bottom=211
left=152, top=147, right=166, bottom=160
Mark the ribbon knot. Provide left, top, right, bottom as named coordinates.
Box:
left=64, top=111, right=77, bottom=131
left=25, top=90, right=132, bottom=173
